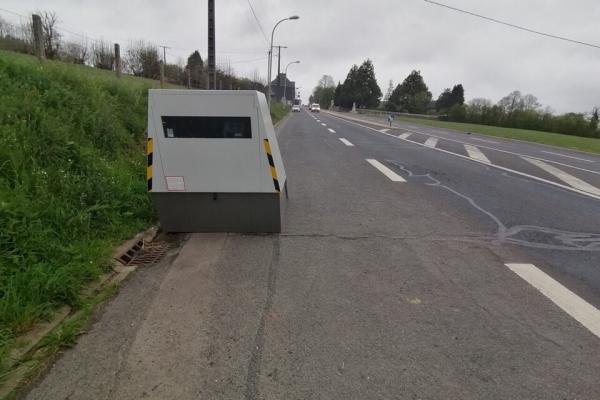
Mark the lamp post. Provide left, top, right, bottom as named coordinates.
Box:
left=267, top=15, right=299, bottom=108
left=282, top=60, right=300, bottom=103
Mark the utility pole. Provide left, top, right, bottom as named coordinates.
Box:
left=114, top=43, right=121, bottom=78
left=158, top=45, right=170, bottom=88
left=31, top=14, right=44, bottom=60
left=272, top=45, right=286, bottom=85
left=208, top=0, right=216, bottom=90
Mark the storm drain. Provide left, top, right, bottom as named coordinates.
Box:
left=116, top=240, right=173, bottom=267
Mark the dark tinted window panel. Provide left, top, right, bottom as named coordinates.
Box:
left=161, top=116, right=252, bottom=139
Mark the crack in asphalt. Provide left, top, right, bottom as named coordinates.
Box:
left=244, top=236, right=280, bottom=400
left=388, top=161, right=600, bottom=252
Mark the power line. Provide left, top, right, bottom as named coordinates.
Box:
left=423, top=0, right=600, bottom=50
left=246, top=0, right=269, bottom=45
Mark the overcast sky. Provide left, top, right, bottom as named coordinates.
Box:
left=2, top=0, right=599, bottom=113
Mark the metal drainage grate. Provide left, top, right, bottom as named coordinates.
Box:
left=125, top=241, right=173, bottom=267
left=116, top=240, right=144, bottom=265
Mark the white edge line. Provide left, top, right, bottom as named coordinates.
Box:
left=325, top=113, right=600, bottom=201
left=506, top=263, right=600, bottom=339
left=541, top=150, right=595, bottom=163
left=339, top=138, right=354, bottom=146
left=324, top=112, right=600, bottom=176
left=366, top=159, right=406, bottom=182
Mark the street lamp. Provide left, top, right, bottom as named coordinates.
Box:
left=267, top=15, right=299, bottom=108
left=282, top=60, right=300, bottom=103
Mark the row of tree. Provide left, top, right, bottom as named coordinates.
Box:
left=313, top=59, right=598, bottom=138
left=0, top=12, right=265, bottom=90
left=448, top=92, right=599, bottom=138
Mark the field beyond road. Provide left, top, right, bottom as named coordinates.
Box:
left=394, top=116, right=600, bottom=154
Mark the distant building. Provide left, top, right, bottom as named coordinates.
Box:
left=270, top=73, right=295, bottom=103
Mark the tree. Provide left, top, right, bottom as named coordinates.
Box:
left=92, top=40, right=114, bottom=70
left=186, top=50, right=204, bottom=88
left=450, top=84, right=465, bottom=106
left=590, top=107, right=599, bottom=132
left=125, top=40, right=160, bottom=79
left=333, top=82, right=342, bottom=106
left=38, top=11, right=61, bottom=59
left=389, top=70, right=432, bottom=113
left=498, top=90, right=523, bottom=113
left=317, top=74, right=335, bottom=88
left=522, top=93, right=540, bottom=111
left=435, top=89, right=453, bottom=111
left=60, top=39, right=89, bottom=64
left=337, top=64, right=359, bottom=109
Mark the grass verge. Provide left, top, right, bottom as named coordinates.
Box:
left=0, top=50, right=159, bottom=360
left=396, top=116, right=600, bottom=154
left=270, top=102, right=290, bottom=125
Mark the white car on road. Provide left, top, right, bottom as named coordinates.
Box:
left=311, top=103, right=320, bottom=112
left=292, top=105, right=301, bottom=112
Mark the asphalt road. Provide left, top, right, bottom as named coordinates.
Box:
left=25, top=110, right=600, bottom=400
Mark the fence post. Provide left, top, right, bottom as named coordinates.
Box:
left=114, top=43, right=121, bottom=78
left=31, top=14, right=44, bottom=60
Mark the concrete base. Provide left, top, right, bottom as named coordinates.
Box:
left=152, top=189, right=285, bottom=233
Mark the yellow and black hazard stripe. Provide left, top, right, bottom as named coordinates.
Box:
left=146, top=137, right=153, bottom=192
left=263, top=138, right=280, bottom=192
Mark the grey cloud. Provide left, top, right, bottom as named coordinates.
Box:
left=3, top=0, right=598, bottom=113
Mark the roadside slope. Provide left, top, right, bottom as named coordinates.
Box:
left=0, top=51, right=158, bottom=359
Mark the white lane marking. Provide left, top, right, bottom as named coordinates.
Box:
left=380, top=128, right=390, bottom=133
left=523, top=157, right=600, bottom=196
left=328, top=128, right=336, bottom=133
left=424, top=137, right=438, bottom=148
left=324, top=113, right=600, bottom=201
left=398, top=133, right=412, bottom=139
left=541, top=151, right=596, bottom=163
left=321, top=123, right=327, bottom=126
left=506, top=263, right=600, bottom=339
left=324, top=112, right=600, bottom=177
left=316, top=120, right=321, bottom=123
left=467, top=136, right=499, bottom=144
left=366, top=159, right=406, bottom=182
left=339, top=138, right=354, bottom=147
left=464, top=144, right=491, bottom=164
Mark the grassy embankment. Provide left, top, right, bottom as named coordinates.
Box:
left=0, top=50, right=290, bottom=365
left=396, top=116, right=600, bottom=155
left=0, top=50, right=166, bottom=361
left=270, top=101, right=290, bottom=125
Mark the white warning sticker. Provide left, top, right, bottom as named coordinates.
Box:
left=166, top=176, right=185, bottom=191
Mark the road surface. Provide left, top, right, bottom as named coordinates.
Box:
left=25, top=110, right=600, bottom=399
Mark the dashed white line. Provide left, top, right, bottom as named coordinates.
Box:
left=506, top=263, right=600, bottom=339
left=541, top=151, right=595, bottom=163
left=321, top=123, right=327, bottom=126
left=328, top=128, right=336, bottom=133
left=324, top=111, right=600, bottom=176
left=398, top=133, right=412, bottom=139
left=424, top=137, right=438, bottom=148
left=324, top=112, right=600, bottom=201
left=339, top=138, right=354, bottom=147
left=523, top=157, right=600, bottom=196
left=366, top=159, right=406, bottom=182
left=316, top=120, right=321, bottom=123
left=380, top=128, right=390, bottom=133
left=464, top=144, right=491, bottom=164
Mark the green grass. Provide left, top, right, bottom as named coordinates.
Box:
left=396, top=116, right=600, bottom=154
left=0, top=50, right=163, bottom=358
left=270, top=102, right=290, bottom=125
